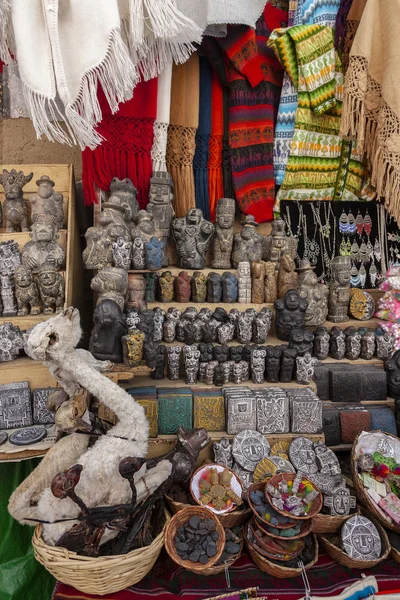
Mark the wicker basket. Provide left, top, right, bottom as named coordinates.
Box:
left=164, top=506, right=225, bottom=573
left=254, top=515, right=312, bottom=540
left=312, top=505, right=361, bottom=534
left=201, top=531, right=244, bottom=576
left=247, top=482, right=296, bottom=530
left=249, top=519, right=305, bottom=560
left=32, top=512, right=169, bottom=596
left=265, top=473, right=322, bottom=521
left=391, top=545, right=400, bottom=564
left=351, top=430, right=400, bottom=534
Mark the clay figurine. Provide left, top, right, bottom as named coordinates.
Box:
left=151, top=345, right=167, bottom=380
left=131, top=237, right=146, bottom=270
left=296, top=353, right=319, bottom=385
left=0, top=240, right=21, bottom=274
left=30, top=175, right=65, bottom=230
left=202, top=318, right=220, bottom=343
left=174, top=271, right=192, bottom=303
left=232, top=215, right=264, bottom=267
left=264, top=261, right=278, bottom=303
left=313, top=327, right=330, bottom=360
left=126, top=274, right=146, bottom=311
left=214, top=344, right=229, bottom=364
left=37, top=266, right=65, bottom=314
left=237, top=311, right=253, bottom=344
left=122, top=329, right=145, bottom=367
left=289, top=328, right=314, bottom=357
left=14, top=265, right=41, bottom=316
left=275, top=290, right=308, bottom=341
left=91, top=267, right=128, bottom=311
left=360, top=331, right=375, bottom=360
left=89, top=299, right=127, bottom=363
left=144, top=273, right=158, bottom=302
left=330, top=329, right=346, bottom=360
left=218, top=321, right=235, bottom=344
left=238, top=261, right=252, bottom=303
left=147, top=171, right=175, bottom=266
left=0, top=273, right=17, bottom=317
left=191, top=271, right=207, bottom=303
left=159, top=271, right=175, bottom=303
left=144, top=236, right=164, bottom=271
left=251, top=262, right=265, bottom=304
left=264, top=218, right=298, bottom=265
left=112, top=237, right=132, bottom=270
left=110, top=177, right=139, bottom=224
left=22, top=220, right=66, bottom=273
left=297, top=259, right=329, bottom=326
left=167, top=345, right=182, bottom=380
left=279, top=348, right=298, bottom=383
left=183, top=345, right=200, bottom=384
left=0, top=168, right=33, bottom=232
left=207, top=273, right=222, bottom=303
left=172, top=208, right=215, bottom=269
left=252, top=308, right=272, bottom=344
left=345, top=332, right=362, bottom=360
left=229, top=345, right=244, bottom=363
left=222, top=272, right=238, bottom=303
left=265, top=346, right=282, bottom=383
left=251, top=348, right=267, bottom=384
left=211, top=198, right=235, bottom=269
left=277, top=251, right=298, bottom=299
left=328, top=256, right=351, bottom=323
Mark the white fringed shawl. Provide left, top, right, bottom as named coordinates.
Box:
left=175, top=0, right=268, bottom=30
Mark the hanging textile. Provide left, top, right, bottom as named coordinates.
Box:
left=273, top=0, right=341, bottom=186
left=166, top=53, right=199, bottom=217
left=175, top=0, right=268, bottom=31
left=268, top=24, right=364, bottom=204
left=334, top=0, right=354, bottom=58
left=208, top=70, right=225, bottom=221
left=151, top=61, right=173, bottom=173
left=82, top=78, right=157, bottom=207
left=342, top=0, right=367, bottom=73
left=217, top=4, right=288, bottom=223
left=341, top=0, right=400, bottom=224
left=193, top=56, right=212, bottom=220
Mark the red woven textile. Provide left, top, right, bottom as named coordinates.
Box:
left=208, top=70, right=224, bottom=221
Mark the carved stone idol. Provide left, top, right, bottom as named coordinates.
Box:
left=151, top=344, right=167, bottom=380
left=328, top=256, right=351, bottom=323
left=252, top=309, right=272, bottom=344
left=131, top=210, right=159, bottom=245
left=237, top=311, right=253, bottom=344
left=22, top=220, right=66, bottom=273
left=232, top=360, right=248, bottom=384
left=191, top=271, right=207, bottom=303
left=0, top=240, right=21, bottom=274
left=159, top=271, right=175, bottom=303
left=199, top=342, right=214, bottom=363
left=183, top=345, right=200, bottom=384
left=265, top=345, right=282, bottom=383
left=163, top=308, right=181, bottom=342
left=278, top=251, right=298, bottom=299
left=376, top=332, right=395, bottom=360
left=153, top=307, right=165, bottom=343
left=145, top=236, right=165, bottom=271
left=122, top=329, right=145, bottom=367
left=222, top=272, right=238, bottom=303
left=264, top=261, right=278, bottom=303
left=289, top=328, right=314, bottom=357
left=110, top=177, right=139, bottom=224
left=205, top=360, right=219, bottom=385
left=0, top=273, right=17, bottom=317
left=211, top=198, right=235, bottom=269
left=345, top=332, right=362, bottom=360
left=275, top=290, right=308, bottom=341
left=207, top=273, right=222, bottom=303
left=264, top=218, right=298, bottom=265
left=131, top=237, right=146, bottom=270
left=330, top=329, right=346, bottom=360
left=218, top=321, right=235, bottom=344
left=251, top=348, right=266, bottom=384
left=0, top=169, right=33, bottom=232
left=145, top=272, right=158, bottom=302
left=232, top=215, right=264, bottom=267
left=313, top=327, right=330, bottom=360
left=37, top=266, right=64, bottom=314
left=89, top=299, right=127, bottom=363
left=30, top=175, right=65, bottom=230
left=112, top=237, right=132, bottom=270
left=360, top=331, right=376, bottom=360
left=279, top=348, right=298, bottom=383
left=147, top=171, right=174, bottom=266
left=296, top=353, right=320, bottom=385
left=167, top=345, right=182, bottom=380
left=172, top=208, right=215, bottom=269
left=126, top=274, right=146, bottom=311
left=251, top=262, right=265, bottom=304
left=213, top=344, right=229, bottom=364
left=238, top=261, right=252, bottom=304
left=213, top=437, right=233, bottom=468
left=0, top=323, right=23, bottom=361
left=213, top=363, right=225, bottom=386
left=91, top=267, right=128, bottom=311
left=230, top=345, right=243, bottom=363
left=297, top=259, right=329, bottom=326
left=202, top=318, right=219, bottom=343
left=14, top=265, right=41, bottom=316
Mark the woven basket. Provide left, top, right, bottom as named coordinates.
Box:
left=391, top=545, right=400, bottom=564
left=249, top=519, right=305, bottom=561
left=165, top=495, right=251, bottom=528
left=312, top=505, right=361, bottom=534
left=32, top=512, right=169, bottom=596
left=351, top=430, right=400, bottom=534
left=164, top=506, right=225, bottom=573
left=247, top=482, right=296, bottom=530
left=255, top=515, right=312, bottom=540
left=265, top=473, right=322, bottom=521
left=201, top=531, right=244, bottom=576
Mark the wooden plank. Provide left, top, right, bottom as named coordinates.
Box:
left=1, top=164, right=72, bottom=192
left=0, top=448, right=49, bottom=463
left=0, top=357, right=58, bottom=388
left=0, top=313, right=53, bottom=330
left=0, top=229, right=67, bottom=251
left=323, top=399, right=395, bottom=408
left=148, top=301, right=269, bottom=311
left=122, top=376, right=317, bottom=392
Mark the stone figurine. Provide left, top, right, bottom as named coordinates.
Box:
left=163, top=308, right=181, bottom=342
left=330, top=329, right=346, bottom=360
left=265, top=346, right=282, bottom=383
left=207, top=273, right=222, bottom=303
left=222, top=272, right=238, bottom=303
left=151, top=345, right=167, bottom=380
left=251, top=262, right=265, bottom=304
left=144, top=237, right=165, bottom=271
left=112, top=237, right=132, bottom=270
left=252, top=309, right=272, bottom=344
left=376, top=332, right=395, bottom=359
left=205, top=360, right=219, bottom=385
left=37, top=266, right=65, bottom=314
left=191, top=272, right=207, bottom=302
left=275, top=290, right=308, bottom=341
left=232, top=360, right=249, bottom=384
left=183, top=345, right=200, bottom=384
left=145, top=273, right=158, bottom=302
left=264, top=261, right=278, bottom=303
left=280, top=348, right=298, bottom=383
left=153, top=307, right=165, bottom=343
left=264, top=218, right=298, bottom=265
left=131, top=237, right=146, bottom=270
left=91, top=267, right=128, bottom=311
left=238, top=261, right=252, bottom=303
left=0, top=240, right=21, bottom=274
left=122, top=329, right=145, bottom=367
left=229, top=345, right=244, bottom=363
left=130, top=210, right=160, bottom=245
left=211, top=197, right=235, bottom=269
left=313, top=327, right=330, bottom=360
left=202, top=318, right=220, bottom=343
left=277, top=251, right=298, bottom=299
left=110, top=177, right=139, bottom=224
left=147, top=171, right=175, bottom=266
left=0, top=273, right=17, bottom=317
left=232, top=215, right=264, bottom=267
left=251, top=348, right=267, bottom=384
left=297, top=259, right=329, bottom=326
left=199, top=343, right=214, bottom=363
left=218, top=321, right=235, bottom=344
left=296, top=353, right=319, bottom=385
left=0, top=322, right=23, bottom=361
left=138, top=309, right=156, bottom=337
left=172, top=208, right=215, bottom=269
left=14, top=265, right=41, bottom=316
left=360, top=331, right=376, bottom=360
left=214, top=344, right=229, bottom=364
left=289, top=328, right=314, bottom=357
left=328, top=256, right=351, bottom=323
left=89, top=299, right=127, bottom=363
left=30, top=175, right=65, bottom=230
left=385, top=349, right=400, bottom=397
left=125, top=309, right=141, bottom=331
left=213, top=363, right=225, bottom=386
left=22, top=220, right=66, bottom=273
left=126, top=274, right=146, bottom=311
left=159, top=271, right=174, bottom=303
left=345, top=332, right=362, bottom=360
left=167, top=345, right=182, bottom=380
left=237, top=311, right=253, bottom=344
left=0, top=168, right=33, bottom=232
left=197, top=308, right=212, bottom=323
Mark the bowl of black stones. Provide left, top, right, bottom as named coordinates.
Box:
left=165, top=506, right=225, bottom=572
left=202, top=526, right=243, bottom=575
left=247, top=483, right=297, bottom=531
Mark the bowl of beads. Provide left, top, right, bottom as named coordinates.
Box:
left=265, top=473, right=322, bottom=520
left=249, top=520, right=305, bottom=561
left=247, top=482, right=297, bottom=530
left=190, top=464, right=244, bottom=515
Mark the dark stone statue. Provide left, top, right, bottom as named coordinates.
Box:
left=279, top=348, right=298, bottom=383
left=144, top=236, right=164, bottom=271
left=345, top=332, right=362, bottom=360
left=214, top=344, right=229, bottom=363
left=265, top=345, right=282, bottom=383
left=221, top=272, right=238, bottom=303
left=174, top=271, right=192, bottom=303
left=274, top=290, right=308, bottom=341
left=360, top=331, right=376, bottom=360
left=147, top=171, right=174, bottom=266
left=328, top=256, right=351, bottom=323
left=151, top=345, right=167, bottom=380
left=213, top=364, right=225, bottom=387
left=202, top=318, right=219, bottom=343
left=313, top=327, right=330, bottom=360
left=289, top=328, right=314, bottom=357
left=207, top=273, right=222, bottom=303
left=89, top=299, right=127, bottom=363
left=110, top=177, right=139, bottom=224
left=264, top=218, right=298, bottom=265
left=232, top=215, right=264, bottom=268
left=145, top=273, right=158, bottom=302
left=172, top=208, right=215, bottom=269
left=385, top=350, right=400, bottom=398
left=229, top=345, right=244, bottom=363
left=211, top=198, right=236, bottom=269
left=330, top=329, right=346, bottom=360
left=191, top=271, right=207, bottom=302
left=199, top=343, right=214, bottom=363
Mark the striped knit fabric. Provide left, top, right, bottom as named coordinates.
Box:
left=268, top=24, right=364, bottom=203
left=273, top=0, right=340, bottom=186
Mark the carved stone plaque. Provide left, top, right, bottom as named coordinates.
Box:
left=0, top=381, right=32, bottom=429
left=330, top=370, right=362, bottom=403
left=32, top=388, right=57, bottom=424
left=226, top=390, right=256, bottom=435
left=291, top=397, right=322, bottom=434
left=324, top=487, right=356, bottom=516
left=255, top=388, right=289, bottom=434
left=9, top=426, right=47, bottom=446
left=322, top=408, right=341, bottom=446
left=341, top=515, right=381, bottom=560
left=0, top=431, right=8, bottom=445
left=232, top=429, right=271, bottom=472
left=288, top=437, right=318, bottom=475
left=269, top=455, right=295, bottom=473
left=232, top=462, right=254, bottom=490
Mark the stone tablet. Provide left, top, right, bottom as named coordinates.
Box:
left=232, top=462, right=254, bottom=490
left=0, top=382, right=32, bottom=429
left=322, top=408, right=341, bottom=446
left=255, top=388, right=289, bottom=434
left=339, top=410, right=371, bottom=444
left=330, top=370, right=362, bottom=403
left=324, top=486, right=356, bottom=516
left=291, top=397, right=322, bottom=434
left=9, top=426, right=47, bottom=446
left=226, top=392, right=256, bottom=435
left=288, top=437, right=318, bottom=475
left=232, top=430, right=270, bottom=472
left=341, top=515, right=381, bottom=560
left=33, top=388, right=57, bottom=424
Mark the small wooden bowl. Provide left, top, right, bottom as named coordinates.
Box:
left=249, top=519, right=305, bottom=561
left=255, top=515, right=312, bottom=540
left=190, top=464, right=243, bottom=515
left=164, top=506, right=225, bottom=573
left=247, top=482, right=297, bottom=530
left=265, top=473, right=322, bottom=521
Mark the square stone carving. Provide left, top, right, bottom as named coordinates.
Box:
left=323, top=408, right=341, bottom=446
left=291, top=397, right=322, bottom=434
left=33, top=388, right=57, bottom=424
left=330, top=371, right=362, bottom=403
left=255, top=388, right=289, bottom=434
left=0, top=382, right=32, bottom=429
left=226, top=391, right=256, bottom=435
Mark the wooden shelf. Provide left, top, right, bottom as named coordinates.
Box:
left=122, top=376, right=316, bottom=392
left=0, top=448, right=49, bottom=463
left=323, top=399, right=395, bottom=408
left=0, top=314, right=54, bottom=329
left=327, top=444, right=352, bottom=451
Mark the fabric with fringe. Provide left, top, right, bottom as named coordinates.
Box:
left=342, top=0, right=367, bottom=73
left=193, top=56, right=212, bottom=221
left=208, top=70, right=225, bottom=222
left=341, top=0, right=400, bottom=224
left=151, top=60, right=173, bottom=173
left=176, top=0, right=270, bottom=30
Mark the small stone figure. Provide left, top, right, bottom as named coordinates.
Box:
left=131, top=237, right=146, bottom=270
left=0, top=322, right=23, bottom=361
left=112, top=237, right=132, bottom=270
left=183, top=321, right=197, bottom=345
left=237, top=311, right=253, bottom=344
left=265, top=346, right=282, bottom=383
left=376, top=332, right=395, bottom=360
left=214, top=344, right=229, bottom=364
left=197, top=308, right=212, bottom=323
left=199, top=343, right=214, bottom=363
left=330, top=329, right=346, bottom=360
left=238, top=261, right=252, bottom=304
left=275, top=290, right=308, bottom=341
left=191, top=271, right=207, bottom=302
left=122, top=329, right=145, bottom=367
left=144, top=236, right=164, bottom=271
left=159, top=271, right=174, bottom=303
left=207, top=273, right=222, bottom=303
left=167, top=345, right=182, bottom=380
left=345, top=332, right=362, bottom=360
left=264, top=218, right=298, bottom=265
left=183, top=345, right=200, bottom=384
left=213, top=363, right=225, bottom=386
left=360, top=331, right=376, bottom=360
left=125, top=310, right=141, bottom=331
left=328, top=256, right=351, bottom=323
left=163, top=308, right=181, bottom=342
left=296, top=353, right=319, bottom=385
left=277, top=251, right=298, bottom=299
left=297, top=259, right=329, bottom=326
left=126, top=274, right=146, bottom=311
left=252, top=309, right=272, bottom=344
left=264, top=261, right=278, bottom=303
left=89, top=299, right=127, bottom=363
left=138, top=309, right=156, bottom=337
left=91, top=267, right=128, bottom=311
left=213, top=307, right=229, bottom=322
left=147, top=171, right=175, bottom=266
left=211, top=198, right=235, bottom=269
left=313, top=327, right=330, bottom=360
left=232, top=361, right=248, bottom=384
left=22, top=220, right=66, bottom=273
left=213, top=437, right=233, bottom=468
left=151, top=345, right=167, bottom=379
left=222, top=272, right=238, bottom=303
left=251, top=348, right=267, bottom=384
left=229, top=345, right=244, bottom=363
left=198, top=362, right=207, bottom=382
left=232, top=215, right=264, bottom=267
left=143, top=338, right=158, bottom=369
left=144, top=273, right=158, bottom=302
left=289, top=328, right=314, bottom=357
left=279, top=348, right=298, bottom=383
left=172, top=208, right=215, bottom=269
left=251, top=262, right=265, bottom=304
left=205, top=360, right=219, bottom=385
left=131, top=210, right=159, bottom=245
left=0, top=168, right=33, bottom=232
left=30, top=175, right=65, bottom=230
left=0, top=273, right=17, bottom=317
left=14, top=265, right=41, bottom=316
left=172, top=271, right=190, bottom=303
left=110, top=177, right=139, bottom=223
left=37, top=266, right=65, bottom=314
left=152, top=307, right=165, bottom=342
left=218, top=321, right=235, bottom=344
left=0, top=240, right=21, bottom=274
left=202, top=318, right=220, bottom=343
left=243, top=344, right=254, bottom=363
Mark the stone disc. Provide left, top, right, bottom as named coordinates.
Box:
left=232, top=430, right=270, bottom=472
left=341, top=515, right=381, bottom=560
left=9, top=427, right=47, bottom=446
left=0, top=431, right=8, bottom=445
left=269, top=455, right=295, bottom=473
left=288, top=437, right=318, bottom=474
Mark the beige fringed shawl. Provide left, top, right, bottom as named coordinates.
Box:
left=341, top=0, right=400, bottom=221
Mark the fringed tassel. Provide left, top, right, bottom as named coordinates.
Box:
left=22, top=86, right=76, bottom=146
left=143, top=0, right=201, bottom=43
left=0, top=0, right=13, bottom=63
left=168, top=164, right=196, bottom=217
left=208, top=135, right=224, bottom=221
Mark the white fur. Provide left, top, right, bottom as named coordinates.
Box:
left=10, top=308, right=172, bottom=546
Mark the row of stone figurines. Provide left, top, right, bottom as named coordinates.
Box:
left=0, top=170, right=65, bottom=232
